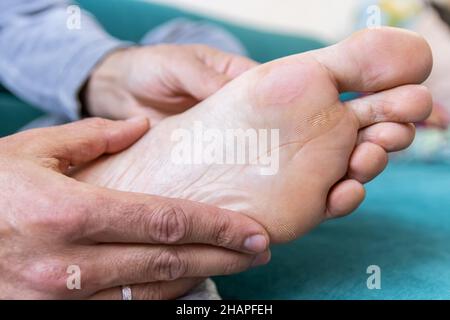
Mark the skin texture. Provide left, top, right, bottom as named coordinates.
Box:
left=75, top=28, right=433, bottom=243
left=0, top=118, right=271, bottom=300
left=85, top=44, right=257, bottom=123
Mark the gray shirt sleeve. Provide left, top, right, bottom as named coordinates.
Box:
left=0, top=0, right=131, bottom=120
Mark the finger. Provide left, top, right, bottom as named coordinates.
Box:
left=177, top=57, right=232, bottom=101
left=326, top=179, right=365, bottom=219
left=86, top=244, right=271, bottom=289
left=346, top=85, right=432, bottom=129
left=128, top=97, right=199, bottom=120
left=24, top=117, right=149, bottom=171
left=178, top=45, right=258, bottom=100
left=357, top=122, right=416, bottom=152
left=73, top=185, right=269, bottom=254
left=348, top=142, right=388, bottom=184
left=90, top=278, right=204, bottom=300
left=312, top=27, right=432, bottom=92
left=193, top=44, right=259, bottom=78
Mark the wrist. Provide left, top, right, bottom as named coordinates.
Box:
left=81, top=47, right=137, bottom=119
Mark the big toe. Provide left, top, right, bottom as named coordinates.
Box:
left=313, top=27, right=433, bottom=93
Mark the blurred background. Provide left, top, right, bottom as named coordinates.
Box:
left=149, top=0, right=359, bottom=42
left=2, top=0, right=450, bottom=299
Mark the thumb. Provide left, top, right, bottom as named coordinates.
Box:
left=24, top=117, right=149, bottom=172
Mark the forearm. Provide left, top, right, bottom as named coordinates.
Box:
left=0, top=0, right=130, bottom=120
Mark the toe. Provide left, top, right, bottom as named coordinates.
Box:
left=357, top=122, right=416, bottom=152
left=348, top=142, right=388, bottom=184
left=313, top=27, right=433, bottom=92
left=326, top=180, right=365, bottom=219
left=346, top=85, right=432, bottom=128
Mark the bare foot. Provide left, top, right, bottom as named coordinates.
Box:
left=75, top=28, right=432, bottom=243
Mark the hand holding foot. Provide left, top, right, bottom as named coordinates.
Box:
left=76, top=28, right=433, bottom=243
left=0, top=118, right=270, bottom=299
left=83, top=45, right=257, bottom=123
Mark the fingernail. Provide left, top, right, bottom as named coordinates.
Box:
left=251, top=250, right=271, bottom=268
left=126, top=116, right=148, bottom=124
left=244, top=234, right=268, bottom=253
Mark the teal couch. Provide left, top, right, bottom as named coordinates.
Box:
left=1, top=0, right=449, bottom=299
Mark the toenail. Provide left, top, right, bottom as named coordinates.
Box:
left=251, top=250, right=271, bottom=268
left=244, top=234, right=268, bottom=253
